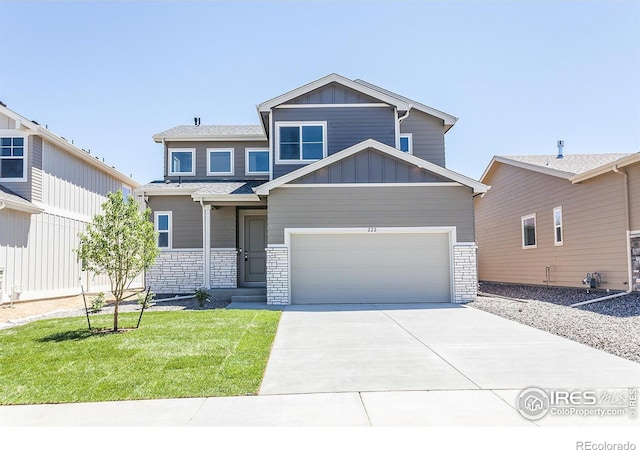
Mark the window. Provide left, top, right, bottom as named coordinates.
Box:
left=522, top=214, right=537, bottom=248
left=207, top=148, right=234, bottom=175
left=0, top=137, right=26, bottom=181
left=246, top=148, right=270, bottom=175
left=122, top=185, right=132, bottom=199
left=276, top=122, right=326, bottom=163
left=399, top=133, right=413, bottom=154
left=554, top=207, right=563, bottom=245
left=155, top=211, right=172, bottom=249
left=168, top=149, right=195, bottom=176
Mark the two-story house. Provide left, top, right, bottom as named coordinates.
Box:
left=138, top=74, right=487, bottom=305
left=0, top=104, right=140, bottom=302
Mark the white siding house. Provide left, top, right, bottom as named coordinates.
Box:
left=0, top=104, right=140, bottom=302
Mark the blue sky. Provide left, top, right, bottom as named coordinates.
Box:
left=1, top=1, right=638, bottom=184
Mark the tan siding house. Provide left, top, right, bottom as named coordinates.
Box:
left=0, top=104, right=140, bottom=302
left=476, top=151, right=640, bottom=292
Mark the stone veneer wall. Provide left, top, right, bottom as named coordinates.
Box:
left=453, top=244, right=478, bottom=303
left=210, top=249, right=238, bottom=288
left=146, top=249, right=204, bottom=294
left=266, top=246, right=289, bottom=305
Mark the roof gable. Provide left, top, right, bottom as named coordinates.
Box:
left=255, top=139, right=488, bottom=195
left=481, top=153, right=635, bottom=183
left=257, top=74, right=411, bottom=112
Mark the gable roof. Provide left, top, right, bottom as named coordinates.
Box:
left=255, top=139, right=488, bottom=195
left=571, top=151, right=640, bottom=183
left=0, top=185, right=43, bottom=214
left=0, top=104, right=139, bottom=187
left=152, top=125, right=266, bottom=143
left=481, top=153, right=634, bottom=183
left=257, top=74, right=412, bottom=113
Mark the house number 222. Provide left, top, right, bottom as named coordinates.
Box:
left=367, top=227, right=377, bottom=232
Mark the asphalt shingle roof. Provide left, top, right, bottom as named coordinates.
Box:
left=500, top=153, right=633, bottom=175
left=137, top=180, right=264, bottom=195
left=0, top=185, right=40, bottom=209
left=153, top=125, right=265, bottom=140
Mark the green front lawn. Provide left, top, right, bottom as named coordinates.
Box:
left=0, top=309, right=281, bottom=405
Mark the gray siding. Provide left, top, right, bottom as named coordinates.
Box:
left=211, top=206, right=236, bottom=248
left=1, top=135, right=33, bottom=201
left=475, top=163, right=629, bottom=289
left=268, top=185, right=474, bottom=245
left=165, top=140, right=269, bottom=181
left=292, top=148, right=449, bottom=184
left=286, top=82, right=384, bottom=105
left=148, top=196, right=203, bottom=249
left=272, top=106, right=396, bottom=179
left=400, top=109, right=446, bottom=167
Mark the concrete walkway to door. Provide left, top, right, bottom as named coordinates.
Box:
left=258, top=302, right=640, bottom=426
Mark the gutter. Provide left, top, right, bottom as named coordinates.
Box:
left=571, top=165, right=634, bottom=307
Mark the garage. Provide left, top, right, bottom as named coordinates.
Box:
left=289, top=229, right=452, bottom=304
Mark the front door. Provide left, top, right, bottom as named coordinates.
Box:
left=239, top=212, right=267, bottom=286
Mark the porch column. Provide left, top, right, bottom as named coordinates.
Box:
left=202, top=204, right=211, bottom=289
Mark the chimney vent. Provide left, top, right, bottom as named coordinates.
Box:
left=557, top=140, right=564, bottom=159
left=194, top=117, right=201, bottom=126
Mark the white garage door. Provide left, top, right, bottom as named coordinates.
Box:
left=290, top=231, right=451, bottom=304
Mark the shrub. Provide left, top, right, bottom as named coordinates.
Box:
left=91, top=292, right=106, bottom=313
left=194, top=288, right=210, bottom=308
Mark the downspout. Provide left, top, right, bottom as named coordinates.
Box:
left=571, top=165, right=633, bottom=307
left=396, top=106, right=412, bottom=149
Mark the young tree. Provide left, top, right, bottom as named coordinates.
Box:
left=77, top=190, right=159, bottom=331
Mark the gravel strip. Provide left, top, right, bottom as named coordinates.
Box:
left=470, top=283, right=640, bottom=363
left=0, top=296, right=231, bottom=330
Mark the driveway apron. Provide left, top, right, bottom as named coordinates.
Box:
left=259, top=303, right=640, bottom=395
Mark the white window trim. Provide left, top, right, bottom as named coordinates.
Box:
left=553, top=206, right=563, bottom=246
left=155, top=211, right=172, bottom=249
left=0, top=136, right=28, bottom=182
left=168, top=148, right=196, bottom=176
left=399, top=133, right=413, bottom=154
left=275, top=121, right=327, bottom=164
left=521, top=213, right=537, bottom=249
left=207, top=148, right=234, bottom=176
left=245, top=148, right=270, bottom=175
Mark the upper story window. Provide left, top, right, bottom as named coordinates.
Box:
left=155, top=211, right=172, bottom=249
left=553, top=207, right=563, bottom=245
left=168, top=148, right=195, bottom=176
left=246, top=148, right=269, bottom=175
left=275, top=122, right=326, bottom=164
left=207, top=148, right=234, bottom=176
left=0, top=137, right=27, bottom=181
left=522, top=214, right=537, bottom=248
left=399, top=133, right=413, bottom=154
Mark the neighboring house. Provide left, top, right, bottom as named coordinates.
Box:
left=138, top=74, right=487, bottom=305
left=476, top=147, right=640, bottom=292
left=0, top=104, right=140, bottom=302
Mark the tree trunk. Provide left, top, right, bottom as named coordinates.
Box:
left=113, top=298, right=119, bottom=331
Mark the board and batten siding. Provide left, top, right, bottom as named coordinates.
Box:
left=267, top=185, right=474, bottom=245
left=1, top=126, right=141, bottom=301
left=399, top=109, right=446, bottom=167
left=475, top=163, right=629, bottom=289
left=291, top=148, right=449, bottom=184
left=164, top=140, right=269, bottom=182
left=627, top=162, right=640, bottom=231
left=284, top=82, right=384, bottom=105
left=146, top=196, right=236, bottom=248
left=272, top=107, right=396, bottom=179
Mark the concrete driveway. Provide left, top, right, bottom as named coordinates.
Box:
left=259, top=303, right=640, bottom=426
